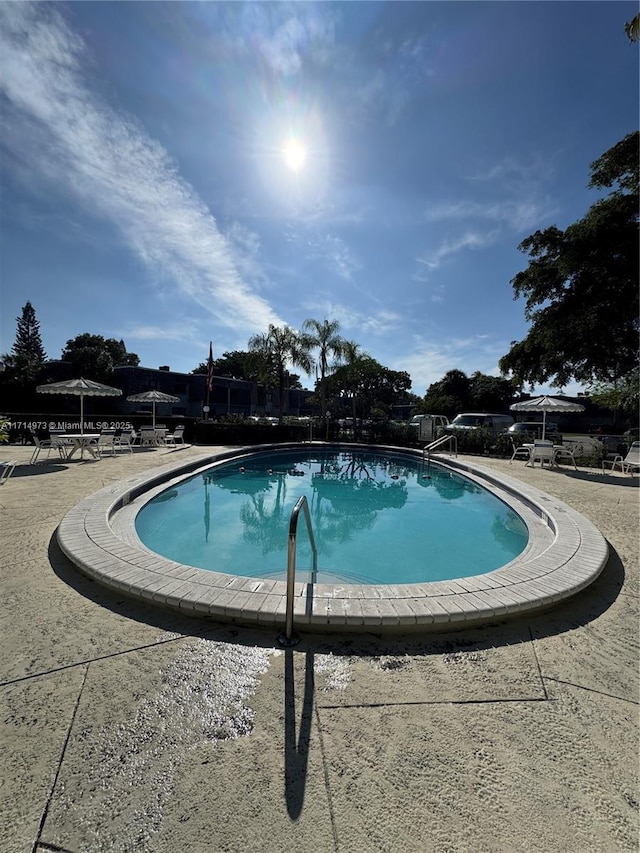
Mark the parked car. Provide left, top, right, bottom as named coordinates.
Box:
left=448, top=413, right=514, bottom=432
left=508, top=422, right=561, bottom=441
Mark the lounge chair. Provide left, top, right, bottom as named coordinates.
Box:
left=602, top=441, right=640, bottom=475
left=165, top=425, right=185, bottom=446
left=527, top=440, right=555, bottom=468
left=0, top=460, right=17, bottom=484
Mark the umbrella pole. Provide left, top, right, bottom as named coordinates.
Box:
left=542, top=411, right=546, bottom=441
left=80, top=395, right=84, bottom=435
left=153, top=402, right=156, bottom=430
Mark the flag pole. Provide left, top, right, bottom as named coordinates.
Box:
left=205, top=341, right=214, bottom=419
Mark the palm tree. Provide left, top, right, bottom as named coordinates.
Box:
left=248, top=325, right=312, bottom=423
left=341, top=340, right=367, bottom=425
left=302, top=318, right=345, bottom=417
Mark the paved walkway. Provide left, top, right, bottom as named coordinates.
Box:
left=1, top=443, right=638, bottom=852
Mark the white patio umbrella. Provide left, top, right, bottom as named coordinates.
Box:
left=510, top=395, right=585, bottom=440
left=126, top=389, right=180, bottom=428
left=36, top=377, right=122, bottom=433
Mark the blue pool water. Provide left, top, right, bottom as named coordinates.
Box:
left=135, top=448, right=528, bottom=585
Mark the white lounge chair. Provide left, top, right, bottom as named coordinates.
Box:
left=0, top=460, right=17, bottom=484
left=527, top=440, right=555, bottom=468
left=602, top=441, right=640, bottom=475
left=165, top=425, right=185, bottom=446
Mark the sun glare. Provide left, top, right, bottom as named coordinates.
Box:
left=282, top=137, right=307, bottom=172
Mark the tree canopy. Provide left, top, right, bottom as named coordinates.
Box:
left=61, top=334, right=140, bottom=383
left=499, top=132, right=639, bottom=389
left=326, top=356, right=412, bottom=422
left=192, top=350, right=252, bottom=379
left=420, top=370, right=518, bottom=418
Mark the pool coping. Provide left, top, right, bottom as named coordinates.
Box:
left=56, top=442, right=610, bottom=634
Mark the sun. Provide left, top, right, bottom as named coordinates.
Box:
left=281, top=137, right=307, bottom=172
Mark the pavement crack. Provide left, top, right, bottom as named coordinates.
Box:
left=528, top=624, right=549, bottom=700
left=32, top=664, right=89, bottom=853
left=0, top=635, right=196, bottom=687
left=318, top=696, right=552, bottom=710
left=543, top=676, right=639, bottom=705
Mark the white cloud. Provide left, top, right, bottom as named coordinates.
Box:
left=0, top=3, right=282, bottom=335
left=119, top=323, right=200, bottom=343
left=301, top=299, right=403, bottom=340
left=425, top=198, right=555, bottom=234
left=424, top=154, right=558, bottom=236
left=238, top=4, right=338, bottom=77
left=395, top=334, right=507, bottom=394
left=416, top=230, right=498, bottom=274
left=303, top=233, right=362, bottom=281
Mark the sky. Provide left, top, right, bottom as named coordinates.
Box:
left=0, top=1, right=637, bottom=397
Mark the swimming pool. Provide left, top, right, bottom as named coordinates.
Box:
left=56, top=443, right=609, bottom=633
left=134, top=448, right=528, bottom=585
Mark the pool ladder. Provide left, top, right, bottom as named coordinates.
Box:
left=423, top=433, right=457, bottom=464
left=278, top=495, right=317, bottom=647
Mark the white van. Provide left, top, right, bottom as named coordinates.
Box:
left=410, top=414, right=450, bottom=441
left=449, top=412, right=514, bottom=432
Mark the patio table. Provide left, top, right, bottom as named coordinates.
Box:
left=59, top=434, right=100, bottom=461
left=521, top=443, right=568, bottom=468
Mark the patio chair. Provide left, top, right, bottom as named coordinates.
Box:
left=553, top=444, right=578, bottom=470
left=29, top=431, right=66, bottom=464
left=95, top=429, right=117, bottom=458
left=114, top=428, right=135, bottom=453
left=602, top=441, right=640, bottom=475
left=49, top=429, right=71, bottom=458
left=527, top=440, right=555, bottom=468
left=509, top=439, right=531, bottom=463
left=165, top=425, right=185, bottom=446
left=139, top=426, right=158, bottom=447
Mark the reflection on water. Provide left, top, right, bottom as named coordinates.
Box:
left=136, top=449, right=528, bottom=584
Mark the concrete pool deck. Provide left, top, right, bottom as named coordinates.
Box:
left=1, top=442, right=638, bottom=851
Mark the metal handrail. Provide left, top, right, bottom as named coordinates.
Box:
left=278, top=495, right=318, bottom=647
left=423, top=433, right=458, bottom=462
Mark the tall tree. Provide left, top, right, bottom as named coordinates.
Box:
left=61, top=334, right=139, bottom=382
left=422, top=369, right=470, bottom=418
left=326, top=351, right=411, bottom=423
left=302, top=318, right=345, bottom=416
left=499, top=132, right=639, bottom=388
left=589, top=368, right=639, bottom=427
left=468, top=371, right=519, bottom=412
left=1, top=301, right=47, bottom=386
left=192, top=350, right=252, bottom=379
left=248, top=325, right=311, bottom=422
